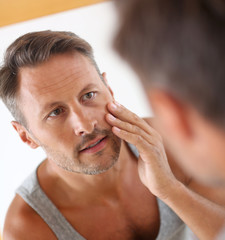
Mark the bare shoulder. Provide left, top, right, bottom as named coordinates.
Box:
left=3, top=194, right=56, bottom=240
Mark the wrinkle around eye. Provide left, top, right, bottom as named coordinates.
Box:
left=48, top=107, right=65, bottom=119
left=81, top=91, right=97, bottom=103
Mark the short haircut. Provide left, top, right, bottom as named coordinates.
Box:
left=114, top=0, right=225, bottom=128
left=0, top=30, right=101, bottom=127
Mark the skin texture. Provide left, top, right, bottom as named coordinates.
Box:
left=4, top=53, right=160, bottom=240
left=14, top=53, right=121, bottom=175
left=3, top=53, right=225, bottom=240
left=113, top=0, right=225, bottom=187
left=106, top=102, right=225, bottom=239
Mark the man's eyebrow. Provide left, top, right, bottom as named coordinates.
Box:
left=40, top=101, right=64, bottom=117
left=79, top=83, right=97, bottom=95
left=40, top=83, right=98, bottom=116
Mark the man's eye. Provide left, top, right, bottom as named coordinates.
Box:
left=49, top=108, right=64, bottom=117
left=82, top=92, right=96, bottom=102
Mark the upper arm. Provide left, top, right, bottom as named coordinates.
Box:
left=3, top=194, right=56, bottom=240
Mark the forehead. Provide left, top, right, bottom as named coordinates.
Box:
left=17, top=53, right=102, bottom=103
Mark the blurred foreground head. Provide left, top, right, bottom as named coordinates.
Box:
left=114, top=0, right=225, bottom=185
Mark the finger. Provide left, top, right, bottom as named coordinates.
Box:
left=112, top=126, right=165, bottom=162
left=107, top=102, right=162, bottom=142
left=107, top=102, right=158, bottom=137
left=112, top=126, right=153, bottom=153
left=106, top=113, right=157, bottom=146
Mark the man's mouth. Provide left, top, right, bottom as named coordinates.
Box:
left=79, top=136, right=107, bottom=154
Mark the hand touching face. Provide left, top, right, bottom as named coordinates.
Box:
left=106, top=102, right=178, bottom=199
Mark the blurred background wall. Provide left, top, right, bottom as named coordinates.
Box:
left=0, top=0, right=152, bottom=232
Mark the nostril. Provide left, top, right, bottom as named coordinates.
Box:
left=73, top=117, right=98, bottom=136
left=80, top=131, right=85, bottom=136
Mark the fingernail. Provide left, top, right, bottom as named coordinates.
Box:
left=108, top=114, right=116, bottom=121
left=115, top=101, right=121, bottom=106
left=113, top=126, right=120, bottom=132
left=110, top=102, right=117, bottom=109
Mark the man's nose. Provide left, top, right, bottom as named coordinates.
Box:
left=71, top=109, right=97, bottom=136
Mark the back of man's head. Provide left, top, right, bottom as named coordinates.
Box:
left=114, top=0, right=225, bottom=129
left=0, top=30, right=99, bottom=127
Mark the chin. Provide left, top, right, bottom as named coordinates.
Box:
left=81, top=155, right=119, bottom=175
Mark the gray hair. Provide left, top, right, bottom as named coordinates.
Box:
left=0, top=30, right=102, bottom=127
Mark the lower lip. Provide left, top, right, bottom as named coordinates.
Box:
left=80, top=137, right=108, bottom=154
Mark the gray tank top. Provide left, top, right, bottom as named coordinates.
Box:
left=16, top=145, right=186, bottom=240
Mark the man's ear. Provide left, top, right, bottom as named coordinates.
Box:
left=102, top=72, right=114, bottom=98
left=11, top=121, right=39, bottom=149
left=147, top=88, right=193, bottom=140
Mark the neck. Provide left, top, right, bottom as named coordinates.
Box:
left=38, top=141, right=137, bottom=203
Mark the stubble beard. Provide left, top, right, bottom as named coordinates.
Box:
left=41, top=128, right=122, bottom=175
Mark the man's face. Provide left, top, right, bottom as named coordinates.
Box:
left=17, top=53, right=121, bottom=175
